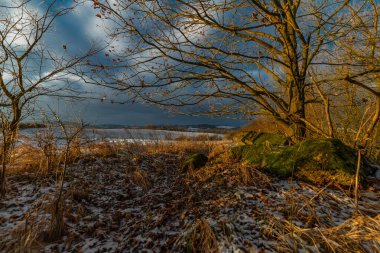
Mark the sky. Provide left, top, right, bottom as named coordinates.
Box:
left=1, top=0, right=245, bottom=127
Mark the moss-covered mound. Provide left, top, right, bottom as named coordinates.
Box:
left=263, top=138, right=360, bottom=186
left=232, top=136, right=363, bottom=187
left=181, top=153, right=208, bottom=172
left=231, top=132, right=289, bottom=164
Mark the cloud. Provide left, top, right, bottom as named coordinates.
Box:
left=36, top=97, right=244, bottom=126
left=0, top=0, right=245, bottom=126
left=75, top=5, right=106, bottom=42
left=0, top=0, right=47, bottom=48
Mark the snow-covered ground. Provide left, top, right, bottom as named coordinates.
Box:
left=1, top=149, right=379, bottom=252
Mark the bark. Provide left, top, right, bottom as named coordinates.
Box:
left=0, top=102, right=21, bottom=195
left=0, top=129, right=17, bottom=195
left=287, top=78, right=307, bottom=141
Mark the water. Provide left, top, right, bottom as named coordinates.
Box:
left=18, top=128, right=224, bottom=145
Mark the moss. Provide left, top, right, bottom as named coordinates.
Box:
left=263, top=138, right=359, bottom=186
left=231, top=132, right=289, bottom=164
left=181, top=153, right=208, bottom=172
left=241, top=131, right=289, bottom=147
left=232, top=137, right=363, bottom=187
left=241, top=131, right=261, bottom=144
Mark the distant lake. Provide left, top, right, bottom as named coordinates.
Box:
left=18, top=128, right=225, bottom=145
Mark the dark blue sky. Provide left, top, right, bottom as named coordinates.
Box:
left=21, top=0, right=245, bottom=127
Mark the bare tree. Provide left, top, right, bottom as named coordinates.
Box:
left=84, top=0, right=356, bottom=142
left=336, top=1, right=380, bottom=149
left=310, top=0, right=380, bottom=150
left=0, top=0, right=98, bottom=194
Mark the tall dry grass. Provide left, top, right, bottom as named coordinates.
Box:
left=175, top=218, right=220, bottom=253
left=263, top=214, right=380, bottom=252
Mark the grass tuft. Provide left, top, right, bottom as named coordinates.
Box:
left=181, top=218, right=220, bottom=253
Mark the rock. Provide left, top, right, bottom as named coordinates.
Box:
left=181, top=153, right=208, bottom=172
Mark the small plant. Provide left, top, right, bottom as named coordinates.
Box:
left=48, top=110, right=85, bottom=240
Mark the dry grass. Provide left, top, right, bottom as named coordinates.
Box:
left=6, top=141, right=124, bottom=175
left=11, top=219, right=43, bottom=253
left=130, top=168, right=152, bottom=191
left=69, top=183, right=92, bottom=202
left=228, top=116, right=291, bottom=141
left=5, top=193, right=53, bottom=252
left=174, top=134, right=223, bottom=142
left=81, top=142, right=123, bottom=158
left=144, top=139, right=220, bottom=157
left=6, top=137, right=229, bottom=176
left=3, top=138, right=379, bottom=252
left=7, top=143, right=79, bottom=175
left=264, top=214, right=380, bottom=253
left=9, top=144, right=51, bottom=174
left=48, top=205, right=65, bottom=241
left=177, top=218, right=220, bottom=253
left=236, top=165, right=273, bottom=188
left=187, top=155, right=272, bottom=190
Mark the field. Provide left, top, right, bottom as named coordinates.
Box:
left=1, top=130, right=379, bottom=252
left=2, top=0, right=380, bottom=252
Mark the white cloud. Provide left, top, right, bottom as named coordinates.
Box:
left=72, top=1, right=115, bottom=45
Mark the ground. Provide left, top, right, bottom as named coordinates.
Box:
left=1, top=142, right=380, bottom=252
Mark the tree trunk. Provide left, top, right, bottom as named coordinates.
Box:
left=0, top=131, right=17, bottom=195
left=0, top=140, right=7, bottom=195
left=289, top=85, right=307, bottom=142
left=0, top=103, right=21, bottom=195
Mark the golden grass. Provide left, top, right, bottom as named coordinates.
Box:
left=11, top=221, right=44, bottom=253
left=143, top=140, right=220, bottom=157
left=9, top=144, right=52, bottom=174
left=6, top=194, right=54, bottom=252
left=81, top=142, right=122, bottom=158
left=7, top=144, right=71, bottom=175
left=131, top=168, right=151, bottom=191
left=6, top=137, right=230, bottom=175
left=181, top=218, right=220, bottom=253
left=265, top=214, right=380, bottom=253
